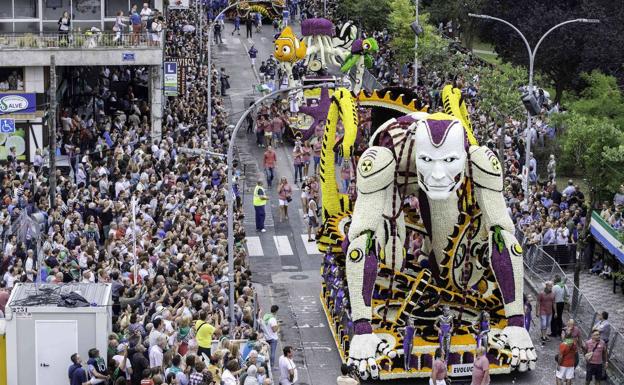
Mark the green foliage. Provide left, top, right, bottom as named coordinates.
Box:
left=335, top=0, right=391, bottom=33
left=569, top=71, right=624, bottom=129
left=388, top=0, right=418, bottom=65
left=424, top=0, right=486, bottom=48
left=388, top=0, right=463, bottom=75
left=471, top=62, right=527, bottom=123
left=556, top=112, right=624, bottom=195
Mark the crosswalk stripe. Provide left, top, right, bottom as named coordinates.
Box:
left=274, top=235, right=294, bottom=255
left=300, top=234, right=321, bottom=255
left=246, top=236, right=264, bottom=256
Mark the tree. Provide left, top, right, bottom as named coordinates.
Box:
left=423, top=0, right=487, bottom=48
left=569, top=71, right=624, bottom=129
left=472, top=63, right=527, bottom=123
left=476, top=0, right=602, bottom=103
left=554, top=112, right=624, bottom=290
left=335, top=0, right=391, bottom=33
left=388, top=0, right=463, bottom=75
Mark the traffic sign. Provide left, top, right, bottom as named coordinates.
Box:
left=0, top=118, right=15, bottom=133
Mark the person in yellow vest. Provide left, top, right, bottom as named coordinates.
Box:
left=194, top=310, right=217, bottom=359
left=254, top=180, right=269, bottom=232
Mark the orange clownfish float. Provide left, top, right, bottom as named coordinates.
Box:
left=274, top=26, right=307, bottom=63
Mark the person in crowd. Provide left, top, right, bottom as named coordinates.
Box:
left=68, top=353, right=88, bottom=385
left=583, top=329, right=608, bottom=385
left=336, top=363, right=359, bottom=385
left=87, top=348, right=110, bottom=384
left=195, top=311, right=217, bottom=359
left=471, top=346, right=490, bottom=385
left=113, top=11, right=127, bottom=43
left=430, top=348, right=448, bottom=385
left=279, top=346, right=297, bottom=385
left=58, top=11, right=71, bottom=44
left=214, top=16, right=223, bottom=44
left=130, top=6, right=142, bottom=45
left=222, top=359, right=240, bottom=385
left=523, top=294, right=533, bottom=332
left=254, top=180, right=269, bottom=232
left=263, top=146, right=277, bottom=187
left=233, top=14, right=241, bottom=35
left=220, top=68, right=230, bottom=96
left=245, top=14, right=254, bottom=39
left=593, top=311, right=611, bottom=345
left=293, top=143, right=304, bottom=184
left=551, top=275, right=567, bottom=338
left=537, top=281, right=555, bottom=343
left=277, top=177, right=293, bottom=222
left=249, top=44, right=258, bottom=67
left=262, top=305, right=280, bottom=367
left=590, top=258, right=604, bottom=275
left=306, top=191, right=318, bottom=242
left=556, top=332, right=577, bottom=385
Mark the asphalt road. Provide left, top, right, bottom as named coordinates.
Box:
left=215, top=20, right=566, bottom=385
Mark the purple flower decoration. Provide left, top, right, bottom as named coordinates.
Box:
left=351, top=39, right=363, bottom=54
left=301, top=18, right=336, bottom=37
left=298, top=87, right=332, bottom=140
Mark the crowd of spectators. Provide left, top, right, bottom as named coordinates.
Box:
left=0, top=4, right=277, bottom=385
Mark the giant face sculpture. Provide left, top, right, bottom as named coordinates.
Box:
left=414, top=118, right=467, bottom=200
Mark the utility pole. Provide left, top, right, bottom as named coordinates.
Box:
left=49, top=55, right=57, bottom=209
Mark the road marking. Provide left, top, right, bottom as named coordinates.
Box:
left=246, top=236, right=264, bottom=256
left=300, top=234, right=321, bottom=255
left=274, top=235, right=294, bottom=255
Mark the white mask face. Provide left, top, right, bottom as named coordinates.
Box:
left=414, top=119, right=467, bottom=200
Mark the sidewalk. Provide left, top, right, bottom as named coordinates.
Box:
left=568, top=271, right=624, bottom=331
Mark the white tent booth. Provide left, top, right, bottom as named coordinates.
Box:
left=4, top=283, right=112, bottom=385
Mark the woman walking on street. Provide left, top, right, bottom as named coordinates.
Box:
left=278, top=177, right=293, bottom=222
left=307, top=192, right=318, bottom=242
left=302, top=141, right=312, bottom=178
left=293, top=143, right=304, bottom=184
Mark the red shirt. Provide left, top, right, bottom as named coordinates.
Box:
left=538, top=291, right=555, bottom=315
left=559, top=342, right=577, bottom=367
left=264, top=150, right=277, bottom=168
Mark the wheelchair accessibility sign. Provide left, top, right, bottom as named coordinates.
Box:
left=0, top=118, right=15, bottom=133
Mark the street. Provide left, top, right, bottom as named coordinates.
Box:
left=215, top=20, right=564, bottom=385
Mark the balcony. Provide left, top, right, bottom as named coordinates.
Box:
left=0, top=32, right=163, bottom=67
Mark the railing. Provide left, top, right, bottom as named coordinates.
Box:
left=517, top=229, right=624, bottom=384
left=0, top=32, right=163, bottom=49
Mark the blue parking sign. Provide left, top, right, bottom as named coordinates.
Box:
left=164, top=62, right=177, bottom=75
left=0, top=118, right=15, bottom=133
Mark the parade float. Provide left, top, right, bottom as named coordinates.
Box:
left=271, top=20, right=537, bottom=380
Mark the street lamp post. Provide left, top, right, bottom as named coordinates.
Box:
left=207, top=0, right=264, bottom=149
left=468, top=14, right=599, bottom=204
left=226, top=83, right=331, bottom=332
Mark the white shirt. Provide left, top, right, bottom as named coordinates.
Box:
left=112, top=354, right=132, bottom=379
left=279, top=355, right=297, bottom=385
left=222, top=369, right=237, bottom=385
left=25, top=257, right=34, bottom=281
left=263, top=314, right=279, bottom=341
left=149, top=345, right=163, bottom=368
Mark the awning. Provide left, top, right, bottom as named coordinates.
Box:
left=590, top=210, right=624, bottom=264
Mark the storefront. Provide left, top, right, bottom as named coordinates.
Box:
left=0, top=92, right=46, bottom=163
